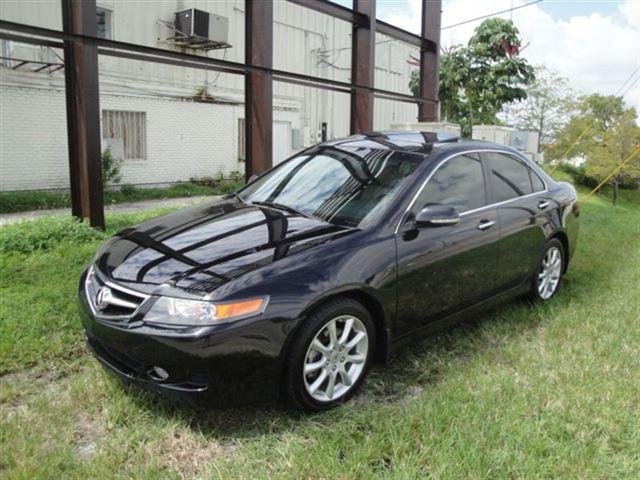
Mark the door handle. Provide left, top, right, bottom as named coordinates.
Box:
left=538, top=200, right=550, bottom=210
left=477, top=220, right=495, bottom=231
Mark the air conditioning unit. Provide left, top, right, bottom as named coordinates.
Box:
left=174, top=8, right=229, bottom=47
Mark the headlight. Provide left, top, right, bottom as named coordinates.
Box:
left=144, top=296, right=268, bottom=326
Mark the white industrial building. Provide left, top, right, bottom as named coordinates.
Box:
left=0, top=1, right=421, bottom=191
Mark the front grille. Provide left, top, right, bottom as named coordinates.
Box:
left=85, top=266, right=149, bottom=319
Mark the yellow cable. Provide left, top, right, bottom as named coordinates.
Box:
left=586, top=146, right=640, bottom=197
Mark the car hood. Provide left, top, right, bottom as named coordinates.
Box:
left=94, top=199, right=352, bottom=296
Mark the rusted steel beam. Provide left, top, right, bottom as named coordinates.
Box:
left=286, top=1, right=436, bottom=51
left=244, top=0, right=274, bottom=181
left=376, top=19, right=437, bottom=52
left=0, top=20, right=438, bottom=106
left=287, top=0, right=368, bottom=26
left=350, top=0, right=375, bottom=134
left=418, top=0, right=441, bottom=122
left=61, top=0, right=104, bottom=227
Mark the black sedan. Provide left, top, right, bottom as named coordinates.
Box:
left=79, top=131, right=580, bottom=411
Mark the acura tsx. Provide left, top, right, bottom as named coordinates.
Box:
left=79, top=131, right=580, bottom=411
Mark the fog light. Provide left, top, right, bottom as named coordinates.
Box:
left=148, top=366, right=169, bottom=381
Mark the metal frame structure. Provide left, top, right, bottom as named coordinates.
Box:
left=0, top=0, right=441, bottom=228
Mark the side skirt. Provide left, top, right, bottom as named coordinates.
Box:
left=388, top=283, right=530, bottom=355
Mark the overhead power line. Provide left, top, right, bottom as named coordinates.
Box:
left=442, top=0, right=544, bottom=30
left=619, top=77, right=638, bottom=99
left=614, top=67, right=639, bottom=96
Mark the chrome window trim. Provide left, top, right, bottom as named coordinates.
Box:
left=458, top=189, right=548, bottom=217
left=394, top=149, right=549, bottom=234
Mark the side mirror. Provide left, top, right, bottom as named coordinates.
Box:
left=248, top=174, right=259, bottom=183
left=415, top=204, right=460, bottom=227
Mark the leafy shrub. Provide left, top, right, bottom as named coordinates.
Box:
left=102, top=148, right=123, bottom=186
left=229, top=171, right=244, bottom=182
left=0, top=179, right=244, bottom=214
left=190, top=176, right=221, bottom=187
left=0, top=216, right=106, bottom=255
left=0, top=190, right=71, bottom=213
left=558, top=164, right=600, bottom=189
left=218, top=179, right=245, bottom=194
left=189, top=176, right=244, bottom=194
left=119, top=184, right=138, bottom=196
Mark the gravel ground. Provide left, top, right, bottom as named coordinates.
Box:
left=0, top=195, right=219, bottom=226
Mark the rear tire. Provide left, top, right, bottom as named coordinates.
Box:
left=529, top=238, right=565, bottom=301
left=282, top=298, right=375, bottom=412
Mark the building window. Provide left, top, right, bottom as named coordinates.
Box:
left=102, top=110, right=147, bottom=160
left=96, top=8, right=112, bottom=39
left=238, top=118, right=246, bottom=161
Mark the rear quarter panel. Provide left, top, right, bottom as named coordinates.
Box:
left=555, top=181, right=580, bottom=263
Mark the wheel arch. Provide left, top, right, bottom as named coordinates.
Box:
left=286, top=288, right=390, bottom=366
left=549, top=230, right=570, bottom=273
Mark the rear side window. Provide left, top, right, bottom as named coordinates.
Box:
left=418, top=153, right=486, bottom=213
left=485, top=153, right=533, bottom=202
left=530, top=169, right=546, bottom=192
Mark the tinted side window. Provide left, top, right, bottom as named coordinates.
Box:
left=486, top=153, right=533, bottom=202
left=530, top=169, right=546, bottom=192
left=418, top=153, right=486, bottom=212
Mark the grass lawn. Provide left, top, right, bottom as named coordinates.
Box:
left=0, top=186, right=638, bottom=479
left=0, top=180, right=243, bottom=214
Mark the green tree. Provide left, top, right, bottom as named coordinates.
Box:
left=503, top=66, right=575, bottom=152
left=586, top=109, right=640, bottom=204
left=550, top=94, right=640, bottom=204
left=410, top=18, right=534, bottom=137
left=578, top=93, right=626, bottom=132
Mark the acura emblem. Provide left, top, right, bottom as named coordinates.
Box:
left=96, top=287, right=112, bottom=311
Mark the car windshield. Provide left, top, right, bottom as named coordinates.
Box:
left=238, top=147, right=422, bottom=227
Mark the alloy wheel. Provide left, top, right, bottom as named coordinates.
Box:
left=538, top=246, right=562, bottom=299
left=302, top=315, right=369, bottom=402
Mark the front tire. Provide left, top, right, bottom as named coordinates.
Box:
left=530, top=238, right=565, bottom=301
left=282, top=298, right=375, bottom=412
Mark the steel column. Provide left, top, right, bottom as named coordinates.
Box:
left=419, top=0, right=441, bottom=122
left=62, top=0, right=104, bottom=227
left=245, top=0, right=273, bottom=181
left=350, top=0, right=376, bottom=134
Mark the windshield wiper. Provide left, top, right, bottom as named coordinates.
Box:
left=250, top=200, right=312, bottom=219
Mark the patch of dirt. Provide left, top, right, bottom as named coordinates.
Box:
left=1, top=360, right=88, bottom=409
left=2, top=360, right=108, bottom=462
left=145, top=427, right=237, bottom=479
left=73, top=411, right=107, bottom=461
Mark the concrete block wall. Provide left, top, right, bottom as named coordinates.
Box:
left=0, top=85, right=70, bottom=190
left=0, top=85, right=248, bottom=191
left=101, top=94, right=243, bottom=186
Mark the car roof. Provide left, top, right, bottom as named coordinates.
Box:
left=317, top=131, right=519, bottom=158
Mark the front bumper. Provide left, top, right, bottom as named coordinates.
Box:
left=78, top=272, right=290, bottom=407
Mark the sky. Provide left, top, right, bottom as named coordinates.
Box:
left=334, top=0, right=639, bottom=111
